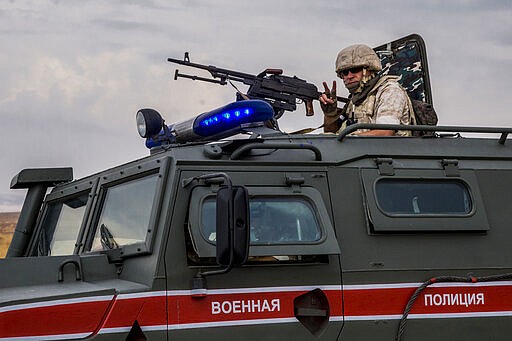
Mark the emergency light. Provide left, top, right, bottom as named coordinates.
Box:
left=137, top=100, right=275, bottom=148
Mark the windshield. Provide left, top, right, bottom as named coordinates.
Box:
left=35, top=192, right=89, bottom=256
left=90, top=173, right=159, bottom=252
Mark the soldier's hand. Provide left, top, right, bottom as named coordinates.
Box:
left=320, top=81, right=338, bottom=117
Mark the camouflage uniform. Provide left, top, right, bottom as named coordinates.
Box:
left=323, top=44, right=415, bottom=136
left=340, top=75, right=414, bottom=136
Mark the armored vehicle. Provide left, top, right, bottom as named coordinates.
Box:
left=2, top=34, right=512, bottom=340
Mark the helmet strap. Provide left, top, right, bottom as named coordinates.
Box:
left=351, top=73, right=382, bottom=106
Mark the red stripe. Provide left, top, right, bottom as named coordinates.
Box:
left=103, top=296, right=167, bottom=328
left=344, top=284, right=512, bottom=316
left=169, top=289, right=342, bottom=324
left=0, top=300, right=112, bottom=338
left=344, top=287, right=413, bottom=316
left=2, top=284, right=512, bottom=338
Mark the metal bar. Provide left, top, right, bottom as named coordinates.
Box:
left=168, top=57, right=257, bottom=82
left=337, top=124, right=512, bottom=144
left=174, top=70, right=226, bottom=84
left=6, top=185, right=47, bottom=257
left=230, top=143, right=322, bottom=161
left=499, top=132, right=509, bottom=145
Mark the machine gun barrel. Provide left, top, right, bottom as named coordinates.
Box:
left=168, top=57, right=257, bottom=85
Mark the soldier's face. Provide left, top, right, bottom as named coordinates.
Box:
left=340, top=67, right=363, bottom=92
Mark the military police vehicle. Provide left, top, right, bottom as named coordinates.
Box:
left=2, top=34, right=511, bottom=340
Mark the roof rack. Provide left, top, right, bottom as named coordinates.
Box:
left=337, top=124, right=512, bottom=145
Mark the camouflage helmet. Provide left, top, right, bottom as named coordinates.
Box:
left=335, top=44, right=382, bottom=73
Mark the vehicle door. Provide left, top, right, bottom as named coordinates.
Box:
left=165, top=168, right=342, bottom=340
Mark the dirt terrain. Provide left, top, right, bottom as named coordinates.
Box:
left=0, top=212, right=19, bottom=258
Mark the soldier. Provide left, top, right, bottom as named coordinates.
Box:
left=320, top=44, right=415, bottom=136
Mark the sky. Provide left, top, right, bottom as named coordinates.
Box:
left=1, top=0, right=511, bottom=212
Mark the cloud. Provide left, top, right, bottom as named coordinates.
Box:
left=1, top=0, right=511, bottom=212
left=0, top=192, right=25, bottom=213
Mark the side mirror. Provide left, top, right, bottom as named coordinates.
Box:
left=216, top=185, right=250, bottom=266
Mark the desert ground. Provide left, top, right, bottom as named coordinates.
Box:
left=0, top=212, right=18, bottom=258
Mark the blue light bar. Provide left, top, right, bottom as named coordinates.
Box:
left=192, top=100, right=274, bottom=137
left=144, top=100, right=274, bottom=148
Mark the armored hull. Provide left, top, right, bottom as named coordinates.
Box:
left=2, top=130, right=512, bottom=340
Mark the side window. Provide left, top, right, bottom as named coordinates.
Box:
left=250, top=198, right=322, bottom=244
left=188, top=186, right=339, bottom=261
left=90, top=173, right=159, bottom=252
left=361, top=169, right=490, bottom=232
left=34, top=192, right=89, bottom=256
left=201, top=197, right=321, bottom=244
left=375, top=179, right=472, bottom=215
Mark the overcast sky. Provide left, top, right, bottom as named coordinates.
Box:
left=1, top=0, right=511, bottom=212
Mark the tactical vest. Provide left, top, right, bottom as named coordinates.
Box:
left=340, top=75, right=415, bottom=136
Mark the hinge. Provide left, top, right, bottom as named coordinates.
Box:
left=205, top=177, right=224, bottom=192
left=182, top=173, right=225, bottom=192
left=375, top=158, right=394, bottom=176
left=285, top=173, right=305, bottom=193
left=441, top=159, right=460, bottom=177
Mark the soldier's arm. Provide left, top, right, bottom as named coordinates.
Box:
left=323, top=114, right=341, bottom=133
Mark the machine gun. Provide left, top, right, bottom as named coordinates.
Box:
left=168, top=52, right=349, bottom=119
